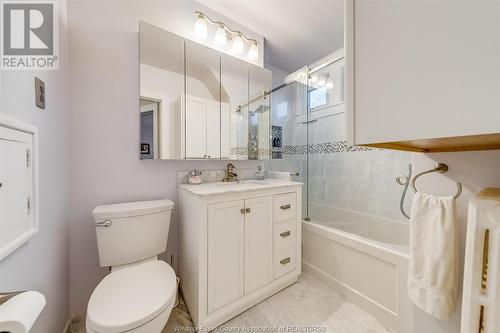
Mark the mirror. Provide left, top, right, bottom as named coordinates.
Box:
left=248, top=65, right=271, bottom=160
left=185, top=40, right=221, bottom=159
left=139, top=21, right=272, bottom=160
left=139, top=22, right=184, bottom=159
left=221, top=53, right=249, bottom=160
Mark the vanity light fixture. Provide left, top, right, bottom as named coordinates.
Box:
left=248, top=42, right=259, bottom=61
left=317, top=76, right=326, bottom=87
left=231, top=33, right=244, bottom=54
left=193, top=11, right=260, bottom=61
left=194, top=12, right=208, bottom=39
left=214, top=25, right=227, bottom=47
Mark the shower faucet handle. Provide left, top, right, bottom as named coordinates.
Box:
left=395, top=175, right=409, bottom=185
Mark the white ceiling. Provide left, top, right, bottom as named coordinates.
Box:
left=197, top=0, right=344, bottom=73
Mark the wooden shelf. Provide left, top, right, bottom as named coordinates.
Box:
left=360, top=133, right=500, bottom=153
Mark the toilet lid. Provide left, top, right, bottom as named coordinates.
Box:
left=87, top=261, right=176, bottom=333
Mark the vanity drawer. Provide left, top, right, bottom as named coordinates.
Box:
left=273, top=193, right=297, bottom=222
left=273, top=246, right=296, bottom=278
left=274, top=220, right=296, bottom=251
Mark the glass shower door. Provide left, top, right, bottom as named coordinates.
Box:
left=267, top=68, right=309, bottom=219
left=306, top=58, right=345, bottom=222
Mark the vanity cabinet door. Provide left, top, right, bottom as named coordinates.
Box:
left=244, top=196, right=273, bottom=294
left=207, top=200, right=245, bottom=313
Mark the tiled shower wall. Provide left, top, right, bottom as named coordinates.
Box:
left=264, top=81, right=413, bottom=222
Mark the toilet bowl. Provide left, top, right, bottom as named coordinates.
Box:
left=87, top=199, right=175, bottom=333
left=86, top=260, right=176, bottom=333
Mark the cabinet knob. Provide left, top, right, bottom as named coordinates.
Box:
left=245, top=208, right=251, bottom=213
left=240, top=208, right=246, bottom=214
left=280, top=204, right=291, bottom=210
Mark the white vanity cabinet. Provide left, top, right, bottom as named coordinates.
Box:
left=345, top=0, right=500, bottom=152
left=178, top=181, right=302, bottom=329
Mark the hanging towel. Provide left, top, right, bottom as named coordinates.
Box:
left=408, top=192, right=458, bottom=320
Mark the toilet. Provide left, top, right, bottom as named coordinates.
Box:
left=86, top=199, right=176, bottom=333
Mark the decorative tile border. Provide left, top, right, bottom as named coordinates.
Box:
left=274, top=141, right=374, bottom=155
left=229, top=141, right=374, bottom=160
left=230, top=146, right=270, bottom=160
left=230, top=146, right=249, bottom=156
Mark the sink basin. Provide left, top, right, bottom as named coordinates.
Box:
left=215, top=182, right=242, bottom=186
left=215, top=180, right=270, bottom=187
left=245, top=180, right=271, bottom=185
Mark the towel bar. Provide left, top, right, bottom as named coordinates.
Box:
left=411, top=163, right=462, bottom=200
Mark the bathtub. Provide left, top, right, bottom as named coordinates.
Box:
left=302, top=206, right=411, bottom=333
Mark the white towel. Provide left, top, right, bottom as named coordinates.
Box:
left=408, top=192, right=458, bottom=320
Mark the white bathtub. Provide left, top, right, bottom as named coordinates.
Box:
left=302, top=206, right=411, bottom=333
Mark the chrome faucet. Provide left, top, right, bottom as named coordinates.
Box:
left=223, top=163, right=238, bottom=182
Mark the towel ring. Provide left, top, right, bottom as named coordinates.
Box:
left=411, top=163, right=462, bottom=200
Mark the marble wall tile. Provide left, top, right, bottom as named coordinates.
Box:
left=264, top=93, right=413, bottom=223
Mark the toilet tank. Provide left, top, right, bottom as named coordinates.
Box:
left=92, top=199, right=174, bottom=267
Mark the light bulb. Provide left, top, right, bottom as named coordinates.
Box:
left=248, top=42, right=259, bottom=61
left=326, top=79, right=333, bottom=89
left=194, top=14, right=208, bottom=39
left=214, top=25, right=227, bottom=47
left=317, top=76, right=326, bottom=87
left=231, top=34, right=244, bottom=54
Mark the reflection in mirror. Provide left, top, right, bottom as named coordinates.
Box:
left=139, top=21, right=272, bottom=160
left=139, top=22, right=184, bottom=160
left=249, top=65, right=272, bottom=160
left=140, top=98, right=160, bottom=159
left=185, top=40, right=222, bottom=160
left=221, top=54, right=249, bottom=160
left=308, top=58, right=344, bottom=113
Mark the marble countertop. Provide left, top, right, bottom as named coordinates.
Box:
left=178, top=179, right=303, bottom=197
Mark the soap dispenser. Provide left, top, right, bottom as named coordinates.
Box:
left=255, top=165, right=266, bottom=180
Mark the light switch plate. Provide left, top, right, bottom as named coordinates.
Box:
left=35, top=77, right=45, bottom=109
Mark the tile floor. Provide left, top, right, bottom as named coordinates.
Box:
left=71, top=273, right=392, bottom=333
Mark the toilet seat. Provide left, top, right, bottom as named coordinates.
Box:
left=86, top=260, right=176, bottom=333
